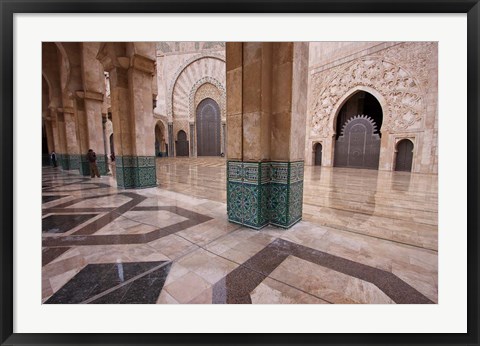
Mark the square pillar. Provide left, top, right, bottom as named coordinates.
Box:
left=61, top=107, right=81, bottom=171
left=76, top=92, right=108, bottom=176
left=98, top=43, right=157, bottom=188
left=227, top=161, right=270, bottom=229
left=226, top=42, right=308, bottom=230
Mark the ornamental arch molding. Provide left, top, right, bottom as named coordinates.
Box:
left=167, top=54, right=226, bottom=119
left=310, top=57, right=426, bottom=138
left=329, top=86, right=387, bottom=136
left=191, top=78, right=226, bottom=121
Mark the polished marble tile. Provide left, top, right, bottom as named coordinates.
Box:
left=42, top=214, right=98, bottom=234
left=42, top=159, right=438, bottom=304
left=42, top=195, right=68, bottom=203
left=46, top=261, right=170, bottom=304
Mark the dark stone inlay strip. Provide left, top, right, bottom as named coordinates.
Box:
left=42, top=207, right=114, bottom=215
left=212, top=238, right=433, bottom=304
left=42, top=195, right=68, bottom=203
left=43, top=192, right=133, bottom=211
left=42, top=247, right=70, bottom=266
left=72, top=194, right=147, bottom=236
left=42, top=214, right=99, bottom=234
left=91, top=263, right=172, bottom=304
left=42, top=205, right=212, bottom=247
left=43, top=181, right=112, bottom=193
left=46, top=261, right=169, bottom=304
left=42, top=192, right=146, bottom=236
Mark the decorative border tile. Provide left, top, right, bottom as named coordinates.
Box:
left=59, top=154, right=81, bottom=171
left=79, top=154, right=108, bottom=176
left=42, top=154, right=51, bottom=167
left=213, top=238, right=434, bottom=304
left=116, top=156, right=157, bottom=189
left=79, top=155, right=90, bottom=176
left=227, top=161, right=304, bottom=230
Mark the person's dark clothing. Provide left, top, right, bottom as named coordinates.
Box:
left=87, top=150, right=100, bottom=178
left=51, top=152, right=57, bottom=167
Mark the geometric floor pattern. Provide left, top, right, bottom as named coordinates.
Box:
left=42, top=157, right=438, bottom=304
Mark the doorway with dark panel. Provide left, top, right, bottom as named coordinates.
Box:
left=176, top=130, right=189, bottom=157
left=395, top=139, right=414, bottom=172
left=334, top=91, right=383, bottom=170
left=196, top=98, right=221, bottom=156
left=314, top=143, right=322, bottom=166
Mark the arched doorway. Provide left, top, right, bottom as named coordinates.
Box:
left=395, top=139, right=414, bottom=172
left=334, top=91, right=383, bottom=169
left=176, top=130, right=189, bottom=156
left=196, top=98, right=221, bottom=156
left=314, top=143, right=322, bottom=166
left=154, top=122, right=167, bottom=157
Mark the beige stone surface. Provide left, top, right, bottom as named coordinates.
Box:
left=305, top=42, right=438, bottom=173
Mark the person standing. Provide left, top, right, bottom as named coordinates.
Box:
left=87, top=149, right=100, bottom=178
left=50, top=151, right=57, bottom=167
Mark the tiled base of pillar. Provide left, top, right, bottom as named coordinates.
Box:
left=227, top=161, right=304, bottom=230
left=79, top=156, right=90, bottom=176
left=59, top=154, right=80, bottom=171
left=99, top=155, right=108, bottom=176
left=79, top=155, right=108, bottom=176
left=42, top=155, right=51, bottom=166
left=116, top=156, right=157, bottom=189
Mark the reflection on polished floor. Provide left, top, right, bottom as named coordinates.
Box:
left=42, top=157, right=437, bottom=304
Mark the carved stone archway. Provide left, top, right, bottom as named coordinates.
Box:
left=167, top=54, right=225, bottom=119
left=310, top=56, right=426, bottom=139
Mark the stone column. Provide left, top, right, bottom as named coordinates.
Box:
left=53, top=109, right=67, bottom=169
left=189, top=122, right=195, bottom=157
left=75, top=92, right=107, bottom=176
left=44, top=119, right=55, bottom=154
left=102, top=117, right=110, bottom=173
left=168, top=122, right=174, bottom=157
left=60, top=107, right=81, bottom=170
left=221, top=122, right=226, bottom=155
left=269, top=42, right=309, bottom=228
left=100, top=44, right=157, bottom=189
left=226, top=42, right=309, bottom=230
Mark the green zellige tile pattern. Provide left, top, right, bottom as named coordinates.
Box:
left=227, top=160, right=304, bottom=229
left=116, top=156, right=157, bottom=189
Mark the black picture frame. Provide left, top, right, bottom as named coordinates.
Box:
left=1, top=1, right=479, bottom=345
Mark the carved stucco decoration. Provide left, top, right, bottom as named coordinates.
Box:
left=167, top=53, right=226, bottom=119
left=382, top=42, right=436, bottom=92
left=191, top=79, right=226, bottom=121
left=310, top=46, right=429, bottom=138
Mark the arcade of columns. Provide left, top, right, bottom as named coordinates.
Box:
left=42, top=41, right=438, bottom=230
left=42, top=42, right=158, bottom=189
left=226, top=43, right=309, bottom=229
left=42, top=42, right=310, bottom=230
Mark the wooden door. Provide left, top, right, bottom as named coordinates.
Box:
left=334, top=115, right=381, bottom=169
left=196, top=98, right=221, bottom=156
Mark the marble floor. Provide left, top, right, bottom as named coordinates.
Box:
left=42, top=157, right=438, bottom=304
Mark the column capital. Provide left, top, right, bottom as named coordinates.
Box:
left=75, top=90, right=104, bottom=102
left=130, top=54, right=156, bottom=74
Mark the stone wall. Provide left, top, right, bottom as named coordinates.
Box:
left=305, top=42, right=438, bottom=174
left=154, top=42, right=226, bottom=157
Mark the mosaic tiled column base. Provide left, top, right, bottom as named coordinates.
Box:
left=115, top=156, right=157, bottom=189
left=79, top=155, right=108, bottom=176
left=42, top=155, right=51, bottom=167
left=59, top=154, right=80, bottom=171
left=227, top=161, right=304, bottom=230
